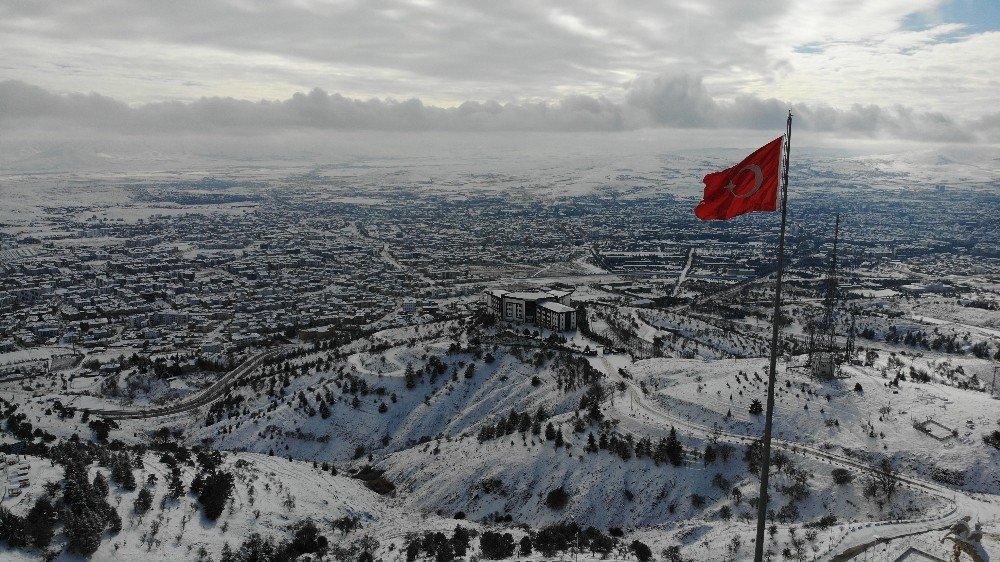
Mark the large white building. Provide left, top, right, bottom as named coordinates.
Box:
left=482, top=288, right=577, bottom=331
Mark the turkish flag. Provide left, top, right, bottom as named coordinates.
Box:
left=694, top=135, right=784, bottom=221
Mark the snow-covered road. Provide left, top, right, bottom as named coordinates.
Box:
left=594, top=355, right=1000, bottom=561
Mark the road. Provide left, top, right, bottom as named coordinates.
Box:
left=595, top=356, right=999, bottom=561
left=672, top=248, right=694, bottom=297
left=81, top=348, right=285, bottom=420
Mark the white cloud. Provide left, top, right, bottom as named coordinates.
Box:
left=0, top=0, right=995, bottom=125
left=1, top=75, right=991, bottom=144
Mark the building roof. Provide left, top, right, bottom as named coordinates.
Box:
left=546, top=289, right=573, bottom=298
left=506, top=291, right=553, bottom=301
left=538, top=301, right=575, bottom=313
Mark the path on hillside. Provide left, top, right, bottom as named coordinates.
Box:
left=595, top=356, right=999, bottom=561
left=80, top=348, right=285, bottom=420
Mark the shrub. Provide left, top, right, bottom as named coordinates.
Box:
left=544, top=487, right=570, bottom=510
left=631, top=540, right=653, bottom=562
left=831, top=468, right=854, bottom=485
left=545, top=486, right=569, bottom=509
left=480, top=531, right=515, bottom=559
left=983, top=430, right=1000, bottom=450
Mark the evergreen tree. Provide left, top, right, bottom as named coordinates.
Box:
left=0, top=507, right=27, bottom=548
left=134, top=488, right=153, bottom=516
left=434, top=539, right=454, bottom=562
left=519, top=535, right=533, bottom=556
left=106, top=508, right=122, bottom=534
left=282, top=519, right=328, bottom=559
left=405, top=363, right=417, bottom=389
left=25, top=497, right=57, bottom=548
left=65, top=507, right=104, bottom=556
left=665, top=427, right=684, bottom=466
left=236, top=533, right=277, bottom=562
left=198, top=470, right=235, bottom=520
left=703, top=444, right=717, bottom=466
left=544, top=422, right=556, bottom=441
left=92, top=472, right=109, bottom=497
left=630, top=540, right=653, bottom=562
left=111, top=453, right=137, bottom=491
left=168, top=465, right=185, bottom=499
left=480, top=531, right=516, bottom=559
left=452, top=525, right=471, bottom=557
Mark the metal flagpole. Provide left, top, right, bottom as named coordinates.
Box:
left=754, top=109, right=793, bottom=562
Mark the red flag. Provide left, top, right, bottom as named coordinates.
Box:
left=694, top=136, right=784, bottom=221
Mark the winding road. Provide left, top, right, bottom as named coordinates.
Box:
left=595, top=355, right=999, bottom=561
left=81, top=348, right=286, bottom=420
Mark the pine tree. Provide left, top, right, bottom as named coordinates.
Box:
left=703, top=444, right=717, bottom=466
left=452, top=525, right=470, bottom=557
left=168, top=465, right=185, bottom=499
left=92, top=472, right=109, bottom=497
left=519, top=535, right=533, bottom=556
left=65, top=507, right=104, bottom=555
left=198, top=470, right=235, bottom=520
left=134, top=488, right=153, bottom=516
left=405, top=363, right=416, bottom=389
left=25, top=497, right=57, bottom=548
left=111, top=453, right=137, bottom=491
left=544, top=422, right=556, bottom=441
left=106, top=507, right=122, bottom=534
left=665, top=427, right=683, bottom=466
left=0, top=507, right=27, bottom=548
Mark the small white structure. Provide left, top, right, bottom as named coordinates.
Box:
left=811, top=352, right=836, bottom=380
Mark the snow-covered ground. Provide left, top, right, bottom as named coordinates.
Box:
left=0, top=303, right=997, bottom=560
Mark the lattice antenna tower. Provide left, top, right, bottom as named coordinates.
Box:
left=844, top=312, right=856, bottom=363
left=821, top=214, right=840, bottom=354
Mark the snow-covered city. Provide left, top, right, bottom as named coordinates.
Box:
left=2, top=1, right=1000, bottom=561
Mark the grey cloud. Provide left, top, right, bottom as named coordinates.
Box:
left=0, top=75, right=987, bottom=142
left=0, top=0, right=787, bottom=103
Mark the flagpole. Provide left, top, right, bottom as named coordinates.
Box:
left=753, top=109, right=792, bottom=562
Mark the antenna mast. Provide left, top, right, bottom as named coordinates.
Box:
left=822, top=214, right=840, bottom=353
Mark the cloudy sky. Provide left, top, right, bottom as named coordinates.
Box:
left=1, top=0, right=999, bottom=141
